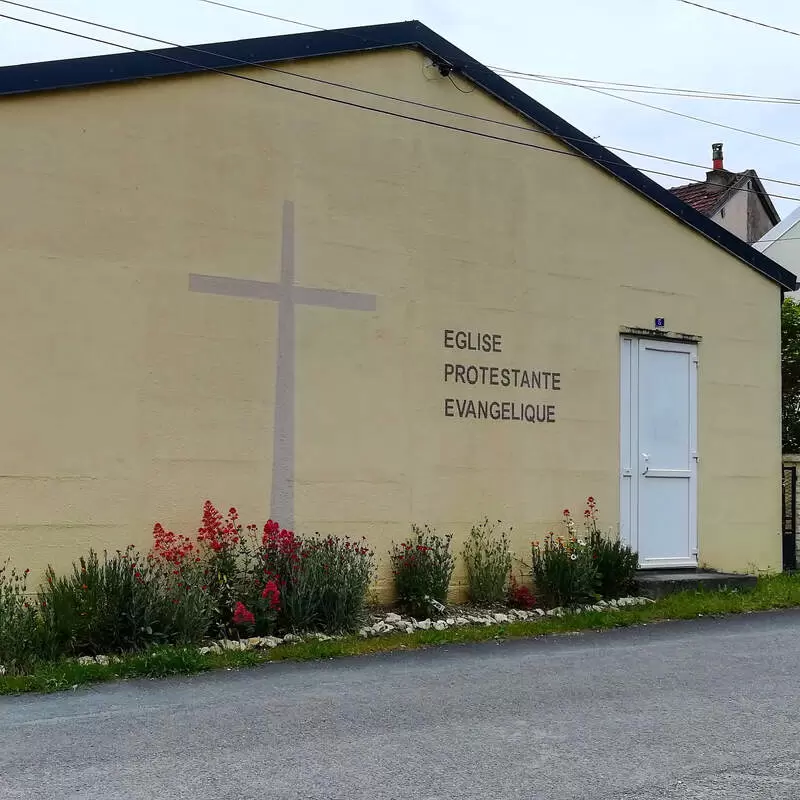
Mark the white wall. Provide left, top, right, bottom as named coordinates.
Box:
left=755, top=206, right=800, bottom=299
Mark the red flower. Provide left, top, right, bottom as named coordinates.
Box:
left=81, top=584, right=88, bottom=590
left=563, top=509, right=570, bottom=517
left=261, top=580, right=281, bottom=610
left=232, top=602, right=255, bottom=626
left=197, top=501, right=242, bottom=554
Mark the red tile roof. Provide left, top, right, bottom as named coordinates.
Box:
left=670, top=176, right=738, bottom=217
left=669, top=173, right=742, bottom=216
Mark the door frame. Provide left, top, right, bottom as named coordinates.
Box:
left=620, top=334, right=699, bottom=569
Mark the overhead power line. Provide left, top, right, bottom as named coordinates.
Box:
left=7, top=0, right=798, bottom=185
left=199, top=0, right=325, bottom=31
left=6, top=0, right=800, bottom=192
left=198, top=0, right=324, bottom=31
left=198, top=0, right=800, bottom=107
left=3, top=4, right=800, bottom=206
left=508, top=72, right=800, bottom=150
left=675, top=0, right=800, bottom=38
left=192, top=0, right=800, bottom=151
left=496, top=68, right=800, bottom=105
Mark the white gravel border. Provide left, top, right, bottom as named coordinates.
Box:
left=29, top=596, right=655, bottom=667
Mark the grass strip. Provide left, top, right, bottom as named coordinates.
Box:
left=3, top=573, right=799, bottom=695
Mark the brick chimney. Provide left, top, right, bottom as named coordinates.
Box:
left=706, top=142, right=731, bottom=190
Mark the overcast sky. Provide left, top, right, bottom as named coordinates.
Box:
left=2, top=0, right=800, bottom=217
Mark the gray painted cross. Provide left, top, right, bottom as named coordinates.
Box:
left=189, top=200, right=377, bottom=530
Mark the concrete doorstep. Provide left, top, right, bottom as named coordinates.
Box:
left=636, top=569, right=757, bottom=600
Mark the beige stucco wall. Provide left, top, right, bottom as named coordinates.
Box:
left=0, top=48, right=783, bottom=596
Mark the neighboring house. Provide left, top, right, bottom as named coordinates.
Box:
left=669, top=143, right=780, bottom=243
left=0, top=22, right=795, bottom=589
left=754, top=205, right=800, bottom=300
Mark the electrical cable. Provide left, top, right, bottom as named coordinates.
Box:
left=496, top=69, right=800, bottom=105
left=198, top=0, right=800, bottom=106
left=3, top=3, right=800, bottom=204
left=675, top=0, right=800, bottom=38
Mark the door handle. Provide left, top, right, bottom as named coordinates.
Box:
left=641, top=453, right=649, bottom=475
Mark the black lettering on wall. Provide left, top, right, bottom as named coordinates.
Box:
left=441, top=330, right=561, bottom=424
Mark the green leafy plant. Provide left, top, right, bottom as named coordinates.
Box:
left=782, top=297, right=800, bottom=452
left=462, top=518, right=512, bottom=605
left=531, top=514, right=598, bottom=608
left=582, top=497, right=639, bottom=599
left=38, top=548, right=171, bottom=656
left=302, top=535, right=374, bottom=633
left=0, top=561, right=45, bottom=674
left=263, top=530, right=374, bottom=634
left=390, top=525, right=455, bottom=617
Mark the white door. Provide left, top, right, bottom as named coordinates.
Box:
left=620, top=337, right=698, bottom=568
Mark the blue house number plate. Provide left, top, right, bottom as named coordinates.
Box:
left=655, top=318, right=665, bottom=328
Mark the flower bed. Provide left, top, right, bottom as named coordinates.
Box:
left=0, top=496, right=640, bottom=677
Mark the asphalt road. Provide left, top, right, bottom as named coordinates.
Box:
left=2, top=610, right=800, bottom=799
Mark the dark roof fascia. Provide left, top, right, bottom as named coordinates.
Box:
left=0, top=20, right=795, bottom=291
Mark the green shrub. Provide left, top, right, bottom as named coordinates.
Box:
left=273, top=534, right=374, bottom=633
left=531, top=530, right=598, bottom=608
left=532, top=498, right=639, bottom=607
left=583, top=498, right=638, bottom=599
left=155, top=505, right=375, bottom=637
left=462, top=519, right=512, bottom=605
left=38, top=548, right=170, bottom=656
left=390, top=525, right=455, bottom=617
left=0, top=561, right=45, bottom=674
left=39, top=545, right=215, bottom=656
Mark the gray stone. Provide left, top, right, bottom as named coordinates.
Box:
left=455, top=617, right=470, bottom=626
left=198, top=646, right=214, bottom=656
left=94, top=655, right=110, bottom=666
left=77, top=656, right=95, bottom=666
left=283, top=633, right=302, bottom=644
left=445, top=618, right=455, bottom=626
left=493, top=613, right=510, bottom=623
left=384, top=613, right=402, bottom=624
left=373, top=622, right=394, bottom=635
left=433, top=621, right=448, bottom=631
left=416, top=619, right=432, bottom=631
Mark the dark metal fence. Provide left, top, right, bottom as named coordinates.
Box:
left=783, top=464, right=797, bottom=572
